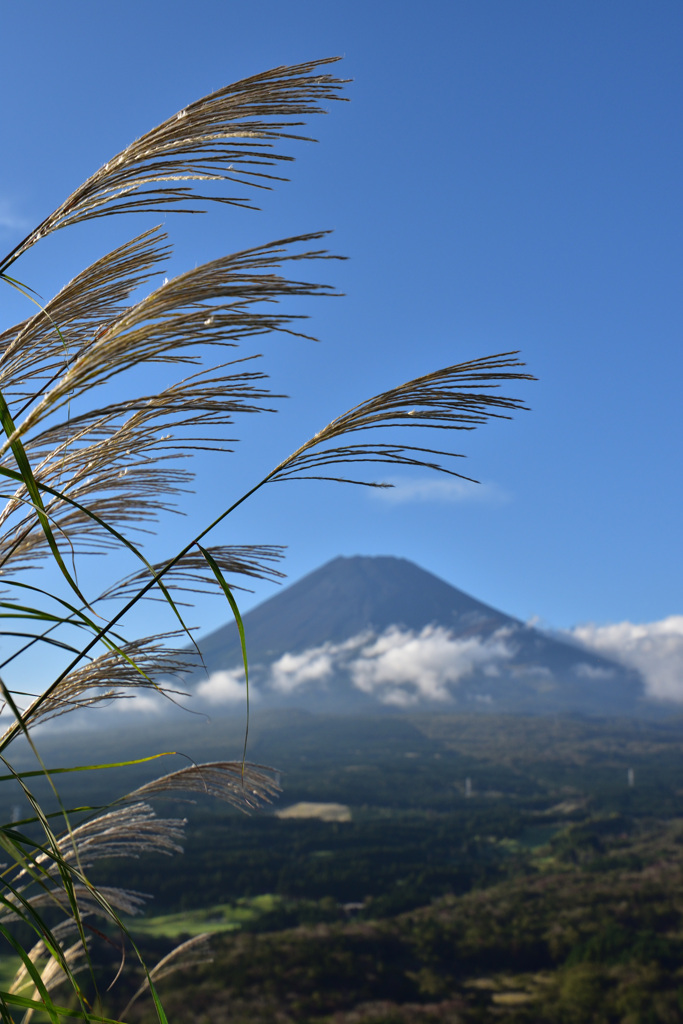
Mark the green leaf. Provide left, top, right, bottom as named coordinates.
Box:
left=0, top=923, right=61, bottom=1024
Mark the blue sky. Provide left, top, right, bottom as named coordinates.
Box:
left=0, top=0, right=681, bottom=637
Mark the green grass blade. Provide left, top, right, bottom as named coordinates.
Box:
left=0, top=991, right=122, bottom=1023
left=0, top=924, right=61, bottom=1024
left=0, top=752, right=176, bottom=784
left=0, top=394, right=88, bottom=608
left=147, top=978, right=170, bottom=1024
left=197, top=544, right=250, bottom=770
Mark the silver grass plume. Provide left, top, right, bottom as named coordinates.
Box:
left=1, top=637, right=195, bottom=734
left=0, top=229, right=169, bottom=405
left=1, top=806, right=184, bottom=952
left=124, top=761, right=281, bottom=811
left=0, top=58, right=346, bottom=273
left=0, top=233, right=337, bottom=572
left=1, top=232, right=337, bottom=440
left=269, top=353, right=534, bottom=487
left=43, top=803, right=185, bottom=871
left=100, top=544, right=286, bottom=603
left=17, top=884, right=150, bottom=921
left=8, top=804, right=185, bottom=893
left=121, top=934, right=213, bottom=1018
left=9, top=936, right=87, bottom=1023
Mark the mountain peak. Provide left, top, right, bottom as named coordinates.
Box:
left=198, top=555, right=514, bottom=662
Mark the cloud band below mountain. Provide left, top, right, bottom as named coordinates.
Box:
left=58, top=615, right=683, bottom=719
left=565, top=616, right=683, bottom=703
left=193, top=626, right=517, bottom=708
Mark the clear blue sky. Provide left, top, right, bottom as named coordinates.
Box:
left=1, top=1, right=681, bottom=634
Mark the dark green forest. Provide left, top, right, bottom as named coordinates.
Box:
left=6, top=712, right=683, bottom=1022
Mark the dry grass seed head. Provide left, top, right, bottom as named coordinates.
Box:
left=272, top=353, right=535, bottom=486
left=2, top=636, right=195, bottom=734
left=101, top=544, right=286, bottom=603
left=1, top=57, right=346, bottom=272
left=125, top=761, right=281, bottom=811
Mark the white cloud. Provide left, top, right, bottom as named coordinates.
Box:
left=270, top=647, right=334, bottom=693
left=196, top=668, right=255, bottom=705
left=572, top=662, right=616, bottom=680
left=261, top=625, right=516, bottom=706
left=512, top=664, right=553, bottom=679
left=349, top=625, right=515, bottom=704
left=0, top=198, right=29, bottom=233
left=268, top=634, right=369, bottom=693
left=371, top=476, right=510, bottom=505
left=109, top=692, right=168, bottom=714
left=567, top=616, right=683, bottom=702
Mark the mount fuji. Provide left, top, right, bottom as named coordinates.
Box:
left=185, top=556, right=648, bottom=717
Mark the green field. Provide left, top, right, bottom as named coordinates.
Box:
left=124, top=895, right=282, bottom=938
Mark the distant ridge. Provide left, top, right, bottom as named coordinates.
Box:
left=190, top=555, right=647, bottom=716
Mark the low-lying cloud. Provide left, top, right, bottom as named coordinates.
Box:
left=33, top=613, right=682, bottom=720
left=566, top=616, right=683, bottom=702
left=265, top=625, right=515, bottom=706
left=196, top=669, right=256, bottom=705
left=199, top=615, right=683, bottom=709
left=267, top=635, right=371, bottom=694
left=349, top=626, right=514, bottom=705
left=270, top=648, right=335, bottom=693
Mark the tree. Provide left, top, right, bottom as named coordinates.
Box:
left=0, top=58, right=532, bottom=1021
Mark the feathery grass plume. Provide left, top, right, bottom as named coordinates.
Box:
left=12, top=804, right=185, bottom=884
left=9, top=936, right=87, bottom=1024
left=2, top=804, right=192, bottom=1019
left=0, top=637, right=194, bottom=739
left=15, top=884, right=150, bottom=921
left=124, top=761, right=281, bottom=811
left=269, top=352, right=534, bottom=486
left=0, top=56, right=533, bottom=1023
left=0, top=234, right=338, bottom=578
left=0, top=229, right=169, bottom=407
left=120, top=934, right=213, bottom=1019
left=2, top=804, right=185, bottom=942
left=0, top=58, right=347, bottom=273
left=100, top=544, right=286, bottom=603
left=2, top=232, right=338, bottom=444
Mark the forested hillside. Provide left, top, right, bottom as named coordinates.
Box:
left=32, top=712, right=683, bottom=1023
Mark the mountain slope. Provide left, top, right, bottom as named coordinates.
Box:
left=190, top=556, right=646, bottom=716
left=198, top=556, right=513, bottom=663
